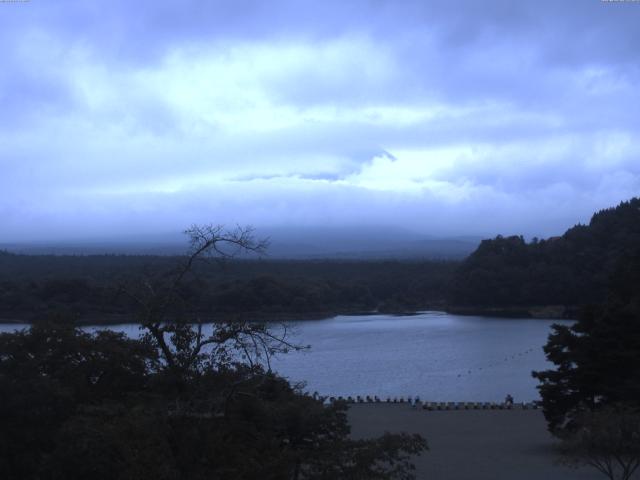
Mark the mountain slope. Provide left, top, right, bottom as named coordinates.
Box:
left=448, top=198, right=640, bottom=313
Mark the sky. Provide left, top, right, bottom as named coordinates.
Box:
left=1, top=0, right=639, bottom=243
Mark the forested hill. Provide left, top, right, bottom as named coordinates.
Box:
left=448, top=198, right=640, bottom=315
left=0, top=254, right=455, bottom=323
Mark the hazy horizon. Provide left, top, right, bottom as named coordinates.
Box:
left=2, top=1, right=640, bottom=243
left=0, top=224, right=483, bottom=259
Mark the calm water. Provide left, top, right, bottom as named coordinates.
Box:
left=0, top=312, right=569, bottom=402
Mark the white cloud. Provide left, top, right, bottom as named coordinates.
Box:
left=1, top=1, right=640, bottom=242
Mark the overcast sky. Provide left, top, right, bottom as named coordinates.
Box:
left=1, top=0, right=639, bottom=242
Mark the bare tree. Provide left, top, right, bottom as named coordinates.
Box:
left=559, top=405, right=640, bottom=480
left=119, top=224, right=303, bottom=380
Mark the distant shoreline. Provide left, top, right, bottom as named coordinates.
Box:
left=0, top=304, right=578, bottom=326
left=446, top=304, right=579, bottom=320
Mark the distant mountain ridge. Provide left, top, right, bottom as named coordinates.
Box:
left=449, top=197, right=640, bottom=314
left=1, top=226, right=481, bottom=260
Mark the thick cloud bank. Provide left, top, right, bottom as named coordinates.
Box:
left=1, top=1, right=639, bottom=241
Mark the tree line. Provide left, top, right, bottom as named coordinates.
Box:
left=0, top=253, right=455, bottom=323
left=449, top=198, right=640, bottom=312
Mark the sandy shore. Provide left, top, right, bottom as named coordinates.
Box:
left=348, top=404, right=612, bottom=480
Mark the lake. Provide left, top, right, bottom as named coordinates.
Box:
left=0, top=311, right=569, bottom=402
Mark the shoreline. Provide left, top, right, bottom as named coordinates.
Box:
left=446, top=305, right=579, bottom=320
left=0, top=308, right=438, bottom=326
left=0, top=304, right=576, bottom=326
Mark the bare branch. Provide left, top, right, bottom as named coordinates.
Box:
left=117, top=223, right=305, bottom=385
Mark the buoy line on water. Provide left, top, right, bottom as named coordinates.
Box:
left=454, top=347, right=538, bottom=378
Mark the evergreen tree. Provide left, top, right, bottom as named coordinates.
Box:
left=533, top=248, right=640, bottom=433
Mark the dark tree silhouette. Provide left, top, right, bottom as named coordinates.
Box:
left=118, top=225, right=302, bottom=375
left=558, top=405, right=640, bottom=480
left=0, top=225, right=428, bottom=480
left=532, top=242, right=640, bottom=480
left=532, top=247, right=640, bottom=434
left=449, top=197, right=640, bottom=313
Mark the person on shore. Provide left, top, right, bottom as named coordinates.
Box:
left=504, top=394, right=514, bottom=407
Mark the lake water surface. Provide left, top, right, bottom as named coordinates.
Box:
left=0, top=312, right=569, bottom=402
left=269, top=312, right=567, bottom=402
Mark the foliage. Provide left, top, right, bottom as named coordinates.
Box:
left=532, top=233, right=640, bottom=480
left=532, top=247, right=640, bottom=434
left=0, top=225, right=427, bottom=479
left=0, top=318, right=154, bottom=479
left=449, top=197, right=640, bottom=309
left=558, top=405, right=640, bottom=480
left=0, top=252, right=455, bottom=322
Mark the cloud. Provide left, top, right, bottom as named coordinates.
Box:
left=1, top=0, right=639, bottom=242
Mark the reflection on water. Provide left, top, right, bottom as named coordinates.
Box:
left=0, top=312, right=569, bottom=401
